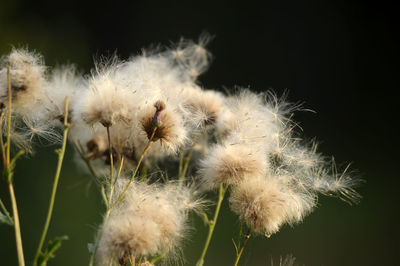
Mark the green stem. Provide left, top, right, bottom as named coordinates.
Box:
left=178, top=146, right=194, bottom=187
left=178, top=152, right=184, bottom=177
left=233, top=229, right=251, bottom=266
left=8, top=183, right=24, bottom=266
left=69, top=134, right=99, bottom=179
left=105, top=126, right=114, bottom=208
left=0, top=110, right=6, bottom=168
left=5, top=64, right=25, bottom=266
left=196, top=183, right=228, bottom=266
left=33, top=99, right=70, bottom=266
left=88, top=129, right=156, bottom=266
left=115, top=157, right=125, bottom=186
left=130, top=253, right=135, bottom=266
left=111, top=127, right=156, bottom=209
left=6, top=65, right=12, bottom=167
left=179, top=129, right=206, bottom=187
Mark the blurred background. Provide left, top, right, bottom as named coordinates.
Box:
left=0, top=0, right=398, bottom=265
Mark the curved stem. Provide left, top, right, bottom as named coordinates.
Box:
left=105, top=126, right=114, bottom=208
left=69, top=134, right=99, bottom=179
left=6, top=65, right=11, bottom=166
left=178, top=146, right=194, bottom=187
left=179, top=129, right=206, bottom=187
left=111, top=127, right=156, bottom=209
left=5, top=64, right=25, bottom=266
left=196, top=183, right=228, bottom=266
left=8, top=183, right=25, bottom=266
left=33, top=99, right=70, bottom=266
left=88, top=128, right=156, bottom=266
left=233, top=229, right=251, bottom=266
left=0, top=110, right=6, bottom=168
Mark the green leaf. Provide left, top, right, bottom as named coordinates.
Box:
left=232, top=238, right=239, bottom=255
left=9, top=150, right=25, bottom=172
left=0, top=211, right=13, bottom=226
left=3, top=150, right=25, bottom=183
left=37, top=235, right=68, bottom=266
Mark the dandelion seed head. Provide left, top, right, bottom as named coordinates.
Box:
left=0, top=48, right=46, bottom=115
left=230, top=176, right=315, bottom=236
left=170, top=33, right=213, bottom=80
left=41, top=65, right=84, bottom=126
left=97, top=180, right=203, bottom=265
left=198, top=143, right=267, bottom=190
left=96, top=215, right=162, bottom=265
left=76, top=62, right=134, bottom=127
left=183, top=89, right=224, bottom=128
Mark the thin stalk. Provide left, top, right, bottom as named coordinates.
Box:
left=5, top=64, right=25, bottom=266
left=178, top=129, right=206, bottom=187
left=233, top=229, right=251, bottom=266
left=6, top=65, right=11, bottom=165
left=111, top=127, right=156, bottom=209
left=8, top=183, right=24, bottom=266
left=139, top=165, right=147, bottom=182
left=88, top=128, right=156, bottom=266
left=105, top=126, right=114, bottom=207
left=196, top=183, right=228, bottom=266
left=0, top=110, right=6, bottom=168
left=178, top=152, right=184, bottom=176
left=69, top=134, right=99, bottom=179
left=178, top=146, right=194, bottom=187
left=129, top=253, right=135, bottom=266
left=115, top=157, right=125, bottom=186
left=33, top=99, right=70, bottom=266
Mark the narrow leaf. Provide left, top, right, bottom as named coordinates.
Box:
left=37, top=235, right=68, bottom=266
left=0, top=211, right=13, bottom=226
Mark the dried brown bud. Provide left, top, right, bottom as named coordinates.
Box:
left=153, top=100, right=166, bottom=111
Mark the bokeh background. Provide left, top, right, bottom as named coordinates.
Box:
left=0, top=0, right=398, bottom=265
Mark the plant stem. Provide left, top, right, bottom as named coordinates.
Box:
left=178, top=145, right=194, bottom=187
left=4, top=64, right=25, bottom=266
left=8, top=183, right=24, bottom=265
left=129, top=253, right=135, bottom=266
left=6, top=65, right=12, bottom=166
left=233, top=229, right=251, bottom=266
left=69, top=134, right=99, bottom=179
left=178, top=152, right=184, bottom=176
left=33, top=99, right=70, bottom=266
left=111, top=127, right=156, bottom=209
left=179, top=129, right=206, bottom=187
left=0, top=110, right=6, bottom=168
left=88, top=128, right=156, bottom=266
left=105, top=126, right=114, bottom=207
left=196, top=183, right=228, bottom=266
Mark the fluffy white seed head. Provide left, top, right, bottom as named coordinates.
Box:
left=41, top=65, right=84, bottom=126
left=97, top=179, right=204, bottom=265
left=169, top=33, right=213, bottom=81
left=198, top=142, right=267, bottom=190
left=215, top=90, right=286, bottom=153
left=182, top=89, right=225, bottom=129
left=75, top=61, right=134, bottom=128
left=230, top=175, right=315, bottom=236
left=0, top=48, right=46, bottom=115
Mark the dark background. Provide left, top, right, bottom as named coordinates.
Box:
left=0, top=0, right=398, bottom=265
